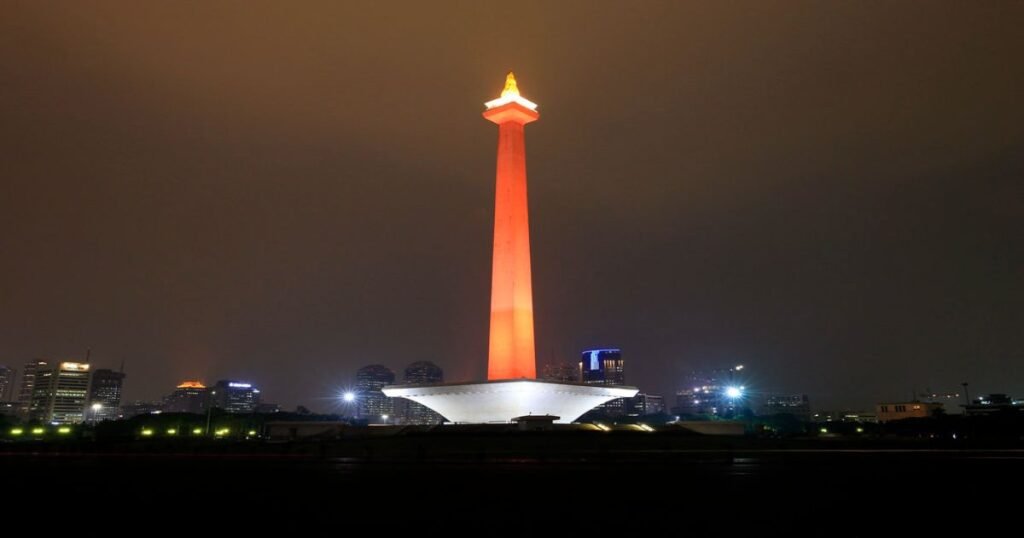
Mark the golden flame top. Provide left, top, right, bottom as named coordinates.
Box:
left=177, top=380, right=206, bottom=389
left=501, top=71, right=520, bottom=98
left=484, top=71, right=538, bottom=111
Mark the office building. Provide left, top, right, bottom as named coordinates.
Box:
left=121, top=401, right=164, bottom=418
left=355, top=364, right=395, bottom=423
left=163, top=381, right=209, bottom=414
left=540, top=361, right=579, bottom=383
left=962, top=394, right=1024, bottom=416
left=627, top=393, right=665, bottom=416
left=672, top=366, right=748, bottom=418
left=211, top=380, right=261, bottom=413
left=0, top=365, right=14, bottom=401
left=581, top=349, right=627, bottom=417
left=398, top=361, right=445, bottom=425
left=875, top=401, right=943, bottom=422
left=761, top=394, right=812, bottom=421
left=87, top=368, right=126, bottom=422
left=17, top=360, right=47, bottom=417
left=29, top=361, right=91, bottom=423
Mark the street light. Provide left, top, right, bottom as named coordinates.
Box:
left=90, top=402, right=103, bottom=423
left=205, top=390, right=216, bottom=435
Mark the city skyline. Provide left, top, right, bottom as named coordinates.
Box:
left=1, top=3, right=1021, bottom=411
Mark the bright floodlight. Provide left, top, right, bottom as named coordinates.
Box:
left=91, top=403, right=102, bottom=411
left=725, top=386, right=744, bottom=399
left=342, top=391, right=356, bottom=402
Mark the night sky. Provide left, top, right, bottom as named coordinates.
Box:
left=2, top=2, right=1021, bottom=411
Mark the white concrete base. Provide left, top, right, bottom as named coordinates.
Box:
left=382, top=379, right=638, bottom=424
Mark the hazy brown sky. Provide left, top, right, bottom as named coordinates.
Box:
left=2, top=1, right=1021, bottom=410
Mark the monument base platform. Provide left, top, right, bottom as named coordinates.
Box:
left=382, top=379, right=638, bottom=424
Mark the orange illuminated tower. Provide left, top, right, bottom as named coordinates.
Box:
left=382, top=74, right=638, bottom=423
left=484, top=72, right=539, bottom=380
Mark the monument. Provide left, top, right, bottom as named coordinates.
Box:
left=383, top=73, right=637, bottom=423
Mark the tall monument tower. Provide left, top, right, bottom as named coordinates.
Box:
left=382, top=73, right=637, bottom=423
left=484, top=72, right=539, bottom=381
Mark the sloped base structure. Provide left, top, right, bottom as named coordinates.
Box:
left=382, top=380, right=638, bottom=424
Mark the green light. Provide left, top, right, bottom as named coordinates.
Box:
left=247, top=430, right=257, bottom=436
left=192, top=427, right=203, bottom=435
left=31, top=427, right=45, bottom=435
left=10, top=428, right=24, bottom=436
left=819, top=428, right=828, bottom=434
left=166, top=428, right=177, bottom=435
left=141, top=429, right=154, bottom=436
left=215, top=428, right=229, bottom=436
left=856, top=427, right=864, bottom=433
left=57, top=427, right=71, bottom=434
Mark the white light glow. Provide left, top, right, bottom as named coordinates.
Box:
left=484, top=94, right=538, bottom=111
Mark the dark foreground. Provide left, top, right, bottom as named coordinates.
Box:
left=3, top=432, right=1021, bottom=532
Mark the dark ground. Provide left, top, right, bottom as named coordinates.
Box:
left=3, top=431, right=1021, bottom=532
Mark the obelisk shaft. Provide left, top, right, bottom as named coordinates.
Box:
left=483, top=73, right=539, bottom=380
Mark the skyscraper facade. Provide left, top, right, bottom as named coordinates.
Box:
left=580, top=349, right=627, bottom=416
left=29, top=361, right=91, bottom=424
left=0, top=365, right=15, bottom=401
left=761, top=394, right=811, bottom=421
left=355, top=364, right=395, bottom=423
left=540, top=361, right=579, bottom=383
left=672, top=367, right=748, bottom=418
left=87, top=369, right=126, bottom=422
left=627, top=393, right=666, bottom=416
left=580, top=349, right=626, bottom=386
left=163, top=381, right=209, bottom=414
left=211, top=380, right=261, bottom=413
left=17, top=359, right=47, bottom=418
left=399, top=361, right=445, bottom=425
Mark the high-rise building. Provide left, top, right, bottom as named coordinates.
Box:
left=672, top=366, right=748, bottom=418
left=398, top=361, right=445, bottom=425
left=17, top=360, right=47, bottom=417
left=761, top=394, right=811, bottom=421
left=121, top=401, right=164, bottom=418
left=163, top=381, right=209, bottom=414
left=540, top=361, right=579, bottom=383
left=581, top=349, right=627, bottom=416
left=29, top=361, right=91, bottom=424
left=211, top=380, right=261, bottom=413
left=0, top=401, right=17, bottom=416
left=87, top=368, right=126, bottom=422
left=580, top=349, right=625, bottom=386
left=0, top=365, right=15, bottom=401
left=355, top=365, right=395, bottom=423
left=627, top=393, right=665, bottom=416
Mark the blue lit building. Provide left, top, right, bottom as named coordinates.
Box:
left=580, top=349, right=627, bottom=417
left=211, top=380, right=261, bottom=414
